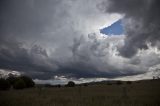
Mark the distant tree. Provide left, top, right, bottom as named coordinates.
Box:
left=13, top=78, right=26, bottom=89
left=116, top=81, right=122, bottom=85
left=136, top=81, right=140, bottom=83
left=20, top=76, right=35, bottom=88
left=126, top=81, right=132, bottom=84
left=66, top=81, right=75, bottom=87
left=56, top=84, right=61, bottom=88
left=83, top=83, right=88, bottom=87
left=0, top=78, right=11, bottom=90
left=45, top=84, right=52, bottom=87
left=107, top=82, right=112, bottom=85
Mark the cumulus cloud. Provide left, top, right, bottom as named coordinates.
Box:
left=0, top=0, right=160, bottom=82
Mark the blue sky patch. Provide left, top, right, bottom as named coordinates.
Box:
left=100, top=19, right=124, bottom=35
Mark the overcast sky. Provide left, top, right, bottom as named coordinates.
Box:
left=0, top=0, right=160, bottom=84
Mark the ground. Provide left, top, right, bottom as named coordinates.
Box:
left=0, top=79, right=160, bottom=106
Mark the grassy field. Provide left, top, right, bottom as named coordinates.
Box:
left=0, top=79, right=160, bottom=106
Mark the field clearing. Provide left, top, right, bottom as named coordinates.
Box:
left=0, top=80, right=160, bottom=106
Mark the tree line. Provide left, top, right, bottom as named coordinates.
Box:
left=0, top=75, right=35, bottom=90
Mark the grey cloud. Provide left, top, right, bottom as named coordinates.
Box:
left=65, top=34, right=146, bottom=78
left=103, top=0, right=160, bottom=57
left=0, top=37, right=58, bottom=79
left=0, top=0, right=61, bottom=37
left=1, top=0, right=160, bottom=81
left=0, top=0, right=114, bottom=79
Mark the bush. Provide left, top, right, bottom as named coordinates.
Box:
left=13, top=79, right=26, bottom=89
left=66, top=81, right=75, bottom=87
left=0, top=78, right=11, bottom=90
left=20, top=76, right=35, bottom=88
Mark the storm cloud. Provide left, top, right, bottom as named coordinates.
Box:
left=103, top=0, right=160, bottom=57
left=0, top=0, right=160, bottom=82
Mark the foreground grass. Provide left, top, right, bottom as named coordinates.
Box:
left=0, top=80, right=160, bottom=106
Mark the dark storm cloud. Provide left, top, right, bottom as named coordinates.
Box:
left=103, top=0, right=160, bottom=57
left=0, top=37, right=58, bottom=79
left=0, top=0, right=100, bottom=79
left=1, top=0, right=159, bottom=80
left=0, top=0, right=61, bottom=38
left=0, top=0, right=62, bottom=79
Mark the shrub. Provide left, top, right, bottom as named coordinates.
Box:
left=66, top=81, right=75, bottom=87
left=13, top=79, right=26, bottom=89
left=0, top=78, right=11, bottom=90
left=20, top=76, right=35, bottom=88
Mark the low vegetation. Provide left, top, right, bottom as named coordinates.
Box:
left=0, top=79, right=160, bottom=106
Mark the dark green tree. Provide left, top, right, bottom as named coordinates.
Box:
left=0, top=78, right=11, bottom=90
left=20, top=76, right=35, bottom=88
left=13, top=78, right=26, bottom=89
left=6, top=76, right=18, bottom=85
left=66, top=81, right=75, bottom=87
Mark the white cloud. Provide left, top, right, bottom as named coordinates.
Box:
left=0, top=69, right=21, bottom=78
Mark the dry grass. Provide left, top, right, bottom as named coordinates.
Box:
left=0, top=79, right=160, bottom=106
